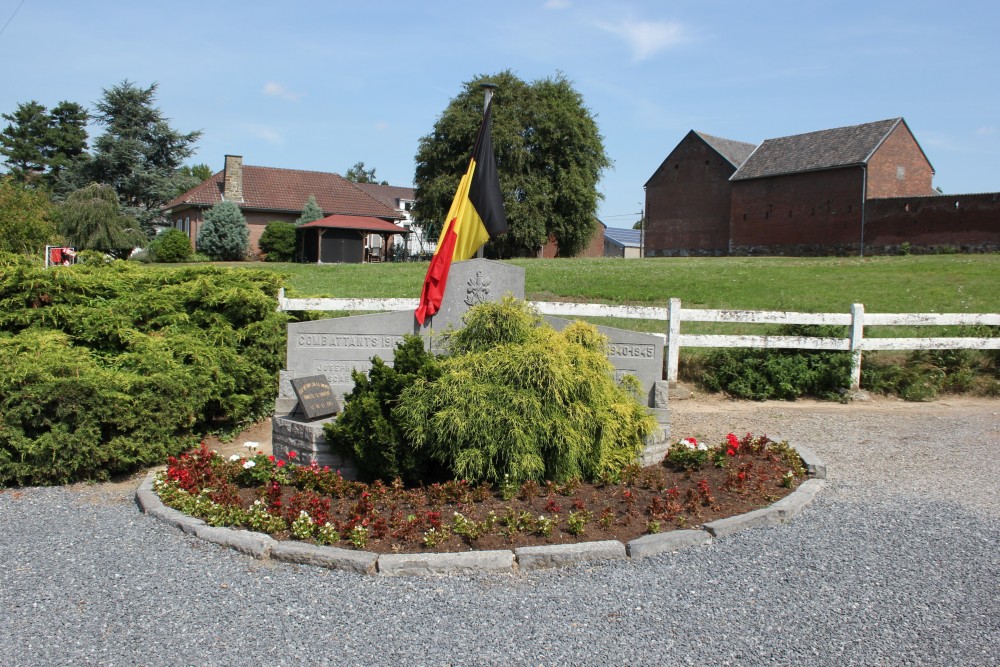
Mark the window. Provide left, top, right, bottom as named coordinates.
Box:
left=896, top=166, right=905, bottom=180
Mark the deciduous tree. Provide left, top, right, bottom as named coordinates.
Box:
left=57, top=183, right=146, bottom=259
left=345, top=161, right=388, bottom=185
left=0, top=176, right=57, bottom=255
left=413, top=71, right=611, bottom=258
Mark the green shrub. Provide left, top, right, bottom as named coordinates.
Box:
left=196, top=200, right=249, bottom=261
left=0, top=257, right=287, bottom=486
left=700, top=324, right=852, bottom=400
left=323, top=335, right=442, bottom=484
left=149, top=228, right=193, bottom=262
left=395, top=298, right=657, bottom=485
left=862, top=337, right=997, bottom=401
left=259, top=221, right=297, bottom=262
left=75, top=250, right=112, bottom=265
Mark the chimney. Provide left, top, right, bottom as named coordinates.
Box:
left=223, top=155, right=244, bottom=203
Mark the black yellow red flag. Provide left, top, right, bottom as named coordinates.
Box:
left=414, top=101, right=507, bottom=325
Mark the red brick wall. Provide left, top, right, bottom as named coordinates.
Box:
left=729, top=167, right=865, bottom=255
left=173, top=208, right=299, bottom=256
left=644, top=133, right=737, bottom=256
left=864, top=193, right=1000, bottom=252
left=540, top=223, right=606, bottom=258
left=866, top=123, right=936, bottom=199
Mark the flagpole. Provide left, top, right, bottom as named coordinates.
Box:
left=477, top=83, right=497, bottom=259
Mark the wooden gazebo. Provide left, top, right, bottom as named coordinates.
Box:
left=297, top=215, right=410, bottom=263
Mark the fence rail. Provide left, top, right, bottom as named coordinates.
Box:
left=276, top=290, right=1000, bottom=390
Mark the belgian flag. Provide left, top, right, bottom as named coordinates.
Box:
left=414, top=101, right=507, bottom=325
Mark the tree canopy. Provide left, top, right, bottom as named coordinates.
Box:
left=296, top=195, right=324, bottom=225
left=57, top=183, right=146, bottom=259
left=196, top=200, right=249, bottom=260
left=85, top=80, right=202, bottom=235
left=345, top=161, right=388, bottom=185
left=0, top=100, right=89, bottom=187
left=413, top=71, right=611, bottom=258
left=0, top=177, right=57, bottom=255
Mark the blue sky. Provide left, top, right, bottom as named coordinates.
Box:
left=1, top=0, right=997, bottom=227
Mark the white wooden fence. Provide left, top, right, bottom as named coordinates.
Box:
left=276, top=290, right=1000, bottom=389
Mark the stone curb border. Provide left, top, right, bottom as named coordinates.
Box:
left=135, top=448, right=827, bottom=577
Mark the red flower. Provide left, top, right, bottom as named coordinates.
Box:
left=726, top=433, right=739, bottom=448
left=276, top=460, right=285, bottom=468
left=727, top=448, right=736, bottom=456
left=268, top=455, right=275, bottom=462
left=288, top=451, right=298, bottom=459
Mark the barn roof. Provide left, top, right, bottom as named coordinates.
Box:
left=731, top=118, right=906, bottom=181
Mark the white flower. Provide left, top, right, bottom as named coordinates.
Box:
left=229, top=453, right=241, bottom=462
left=243, top=460, right=256, bottom=469
left=243, top=441, right=260, bottom=450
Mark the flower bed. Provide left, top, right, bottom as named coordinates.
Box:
left=154, top=433, right=807, bottom=554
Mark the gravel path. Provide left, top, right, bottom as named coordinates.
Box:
left=2, top=397, right=998, bottom=666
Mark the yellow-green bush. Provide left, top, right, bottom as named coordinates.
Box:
left=395, top=298, right=656, bottom=485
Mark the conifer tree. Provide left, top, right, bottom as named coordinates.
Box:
left=296, top=195, right=324, bottom=225
left=196, top=200, right=249, bottom=260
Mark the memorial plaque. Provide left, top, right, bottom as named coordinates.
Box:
left=545, top=316, right=663, bottom=407
left=290, top=375, right=341, bottom=420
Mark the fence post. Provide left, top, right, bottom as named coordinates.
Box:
left=277, top=287, right=286, bottom=312
left=849, top=303, right=865, bottom=389
left=667, top=298, right=681, bottom=383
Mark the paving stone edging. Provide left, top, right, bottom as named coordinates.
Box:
left=136, top=447, right=826, bottom=577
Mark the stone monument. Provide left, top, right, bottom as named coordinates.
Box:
left=272, top=258, right=670, bottom=473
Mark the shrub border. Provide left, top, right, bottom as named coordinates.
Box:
left=135, top=447, right=827, bottom=577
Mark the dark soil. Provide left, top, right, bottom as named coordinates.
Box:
left=221, top=455, right=802, bottom=554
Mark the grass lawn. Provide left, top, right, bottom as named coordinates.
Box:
left=204, top=254, right=999, bottom=337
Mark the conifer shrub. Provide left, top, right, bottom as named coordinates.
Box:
left=324, top=335, right=442, bottom=484
left=699, top=324, right=852, bottom=400
left=149, top=228, right=193, bottom=262
left=0, top=255, right=287, bottom=485
left=196, top=200, right=250, bottom=260
left=397, top=298, right=656, bottom=485
left=259, top=221, right=297, bottom=262
left=326, top=298, right=656, bottom=486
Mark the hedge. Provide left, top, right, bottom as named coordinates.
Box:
left=0, top=254, right=287, bottom=485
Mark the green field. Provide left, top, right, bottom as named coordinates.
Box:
left=221, top=255, right=999, bottom=312
left=205, top=255, right=999, bottom=338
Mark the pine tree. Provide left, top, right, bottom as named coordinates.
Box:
left=0, top=101, right=51, bottom=181
left=196, top=200, right=249, bottom=260
left=296, top=195, right=324, bottom=225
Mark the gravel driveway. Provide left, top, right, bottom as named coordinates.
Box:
left=2, top=396, right=998, bottom=666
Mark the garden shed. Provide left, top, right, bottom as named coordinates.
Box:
left=297, top=215, right=410, bottom=263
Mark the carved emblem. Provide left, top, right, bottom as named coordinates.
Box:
left=464, top=271, right=491, bottom=306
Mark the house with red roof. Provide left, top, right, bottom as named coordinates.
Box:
left=163, top=156, right=410, bottom=262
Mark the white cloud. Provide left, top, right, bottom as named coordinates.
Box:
left=975, top=126, right=996, bottom=136
left=262, top=81, right=302, bottom=102
left=593, top=18, right=690, bottom=61
left=543, top=0, right=571, bottom=9
left=374, top=121, right=390, bottom=130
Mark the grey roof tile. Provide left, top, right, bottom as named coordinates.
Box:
left=731, top=118, right=902, bottom=181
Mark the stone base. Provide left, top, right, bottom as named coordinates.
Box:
left=271, top=413, right=358, bottom=479
left=640, top=407, right=671, bottom=466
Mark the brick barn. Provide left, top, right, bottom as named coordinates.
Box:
left=645, top=118, right=999, bottom=256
